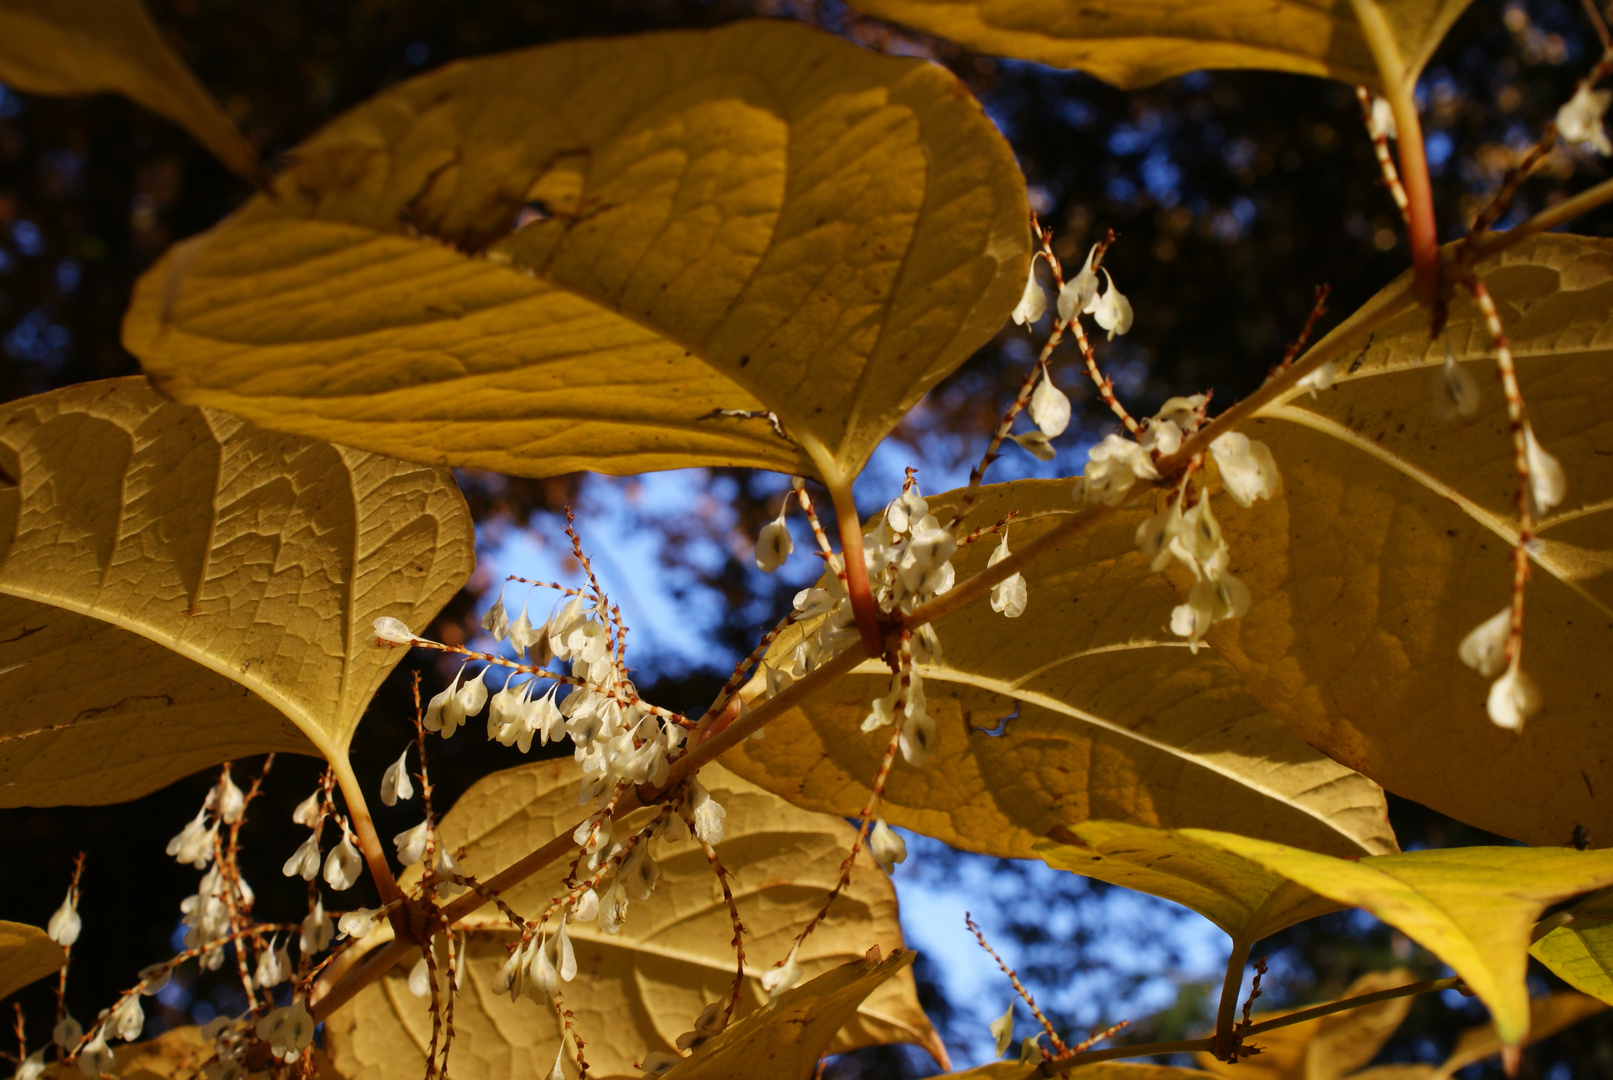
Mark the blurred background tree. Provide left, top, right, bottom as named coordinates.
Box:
left=0, top=0, right=1609, bottom=1076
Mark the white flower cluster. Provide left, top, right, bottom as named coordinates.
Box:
left=1077, top=397, right=1282, bottom=651
left=279, top=785, right=365, bottom=892
left=165, top=772, right=253, bottom=972
left=1558, top=81, right=1613, bottom=156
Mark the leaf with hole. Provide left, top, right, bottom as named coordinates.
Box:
left=840, top=0, right=1472, bottom=91
left=723, top=478, right=1398, bottom=861
left=324, top=758, right=943, bottom=1080
left=0, top=0, right=261, bottom=182
left=1206, top=234, right=1613, bottom=847
left=0, top=378, right=473, bottom=805
left=123, top=20, right=1030, bottom=488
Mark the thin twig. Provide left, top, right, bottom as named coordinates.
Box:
left=967, top=912, right=1066, bottom=1056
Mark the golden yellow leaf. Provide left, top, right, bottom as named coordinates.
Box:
left=1194, top=968, right=1415, bottom=1080
left=325, top=759, right=943, bottom=1080
left=123, top=20, right=1029, bottom=487
left=1347, top=1069, right=1435, bottom=1080
left=0, top=0, right=260, bottom=182
left=0, top=378, right=473, bottom=805
left=1207, top=234, right=1613, bottom=847
left=662, top=951, right=913, bottom=1080
left=723, top=479, right=1398, bottom=860
left=841, top=0, right=1471, bottom=90
left=1430, top=992, right=1606, bottom=1079
left=0, top=921, right=62, bottom=1002
left=1529, top=889, right=1613, bottom=1006
left=39, top=1027, right=345, bottom=1080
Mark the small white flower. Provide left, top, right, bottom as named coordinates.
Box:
left=1010, top=431, right=1057, bottom=461
left=869, top=817, right=907, bottom=873
left=640, top=1051, right=683, bottom=1078
left=300, top=898, right=334, bottom=955
left=381, top=745, right=414, bottom=807
left=987, top=532, right=1026, bottom=618
left=755, top=507, right=793, bottom=573
left=255, top=1001, right=315, bottom=1062
left=1209, top=432, right=1281, bottom=508
left=394, top=820, right=431, bottom=866
left=15, top=1050, right=45, bottom=1080
left=47, top=888, right=81, bottom=947
left=1524, top=422, right=1566, bottom=515
left=1140, top=417, right=1183, bottom=458
left=554, top=918, right=577, bottom=982
left=1487, top=661, right=1541, bottom=731
left=689, top=783, right=726, bottom=846
left=1558, top=83, right=1613, bottom=156
left=372, top=616, right=415, bottom=646
left=1170, top=568, right=1252, bottom=653
left=1154, top=395, right=1208, bottom=434
left=166, top=806, right=217, bottom=870
left=761, top=945, right=803, bottom=1001
left=338, top=907, right=382, bottom=939
left=137, top=963, right=171, bottom=996
left=1092, top=271, right=1133, bottom=339
left=1296, top=360, right=1336, bottom=397
left=493, top=940, right=525, bottom=998
left=1431, top=346, right=1480, bottom=420
left=572, top=887, right=601, bottom=923
left=1458, top=606, right=1512, bottom=678
left=254, top=937, right=290, bottom=988
left=213, top=769, right=246, bottom=825
left=324, top=830, right=364, bottom=891
left=1368, top=95, right=1397, bottom=141
left=109, top=995, right=143, bottom=1042
left=898, top=679, right=936, bottom=766
left=1081, top=434, right=1160, bottom=506
left=408, top=956, right=432, bottom=998
left=991, top=1002, right=1015, bottom=1057
left=509, top=603, right=544, bottom=658
left=1028, top=372, right=1071, bottom=437
left=621, top=844, right=661, bottom=900
left=290, top=791, right=322, bottom=828
left=1011, top=260, right=1047, bottom=326
left=677, top=1000, right=727, bottom=1051
left=53, top=1016, right=81, bottom=1051
left=481, top=586, right=510, bottom=641
left=549, top=1047, right=567, bottom=1080
left=76, top=1028, right=114, bottom=1077
left=281, top=830, right=322, bottom=882
left=1056, top=245, right=1101, bottom=323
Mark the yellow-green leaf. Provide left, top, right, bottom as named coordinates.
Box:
left=1039, top=822, right=1613, bottom=1044
left=724, top=479, right=1398, bottom=860
left=663, top=951, right=913, bottom=1080
left=1430, top=992, right=1607, bottom=1079
left=1209, top=233, right=1613, bottom=847
left=1530, top=907, right=1613, bottom=1006
left=0, top=378, right=473, bottom=805
left=325, top=759, right=943, bottom=1080
left=1036, top=822, right=1344, bottom=942
left=123, top=20, right=1029, bottom=486
left=0, top=921, right=62, bottom=1002
left=0, top=0, right=260, bottom=182
left=1194, top=968, right=1415, bottom=1080
left=842, top=0, right=1472, bottom=90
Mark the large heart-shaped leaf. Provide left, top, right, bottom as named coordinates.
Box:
left=1529, top=889, right=1613, bottom=1006
left=1037, top=822, right=1613, bottom=1044
left=0, top=921, right=62, bottom=1002
left=325, top=759, right=942, bottom=1080
left=123, top=20, right=1030, bottom=487
left=723, top=479, right=1398, bottom=860
left=0, top=378, right=473, bottom=805
left=0, top=0, right=260, bottom=182
left=1206, top=234, right=1613, bottom=847
left=842, top=0, right=1472, bottom=91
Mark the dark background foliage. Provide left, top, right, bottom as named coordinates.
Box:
left=0, top=0, right=1610, bottom=1076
